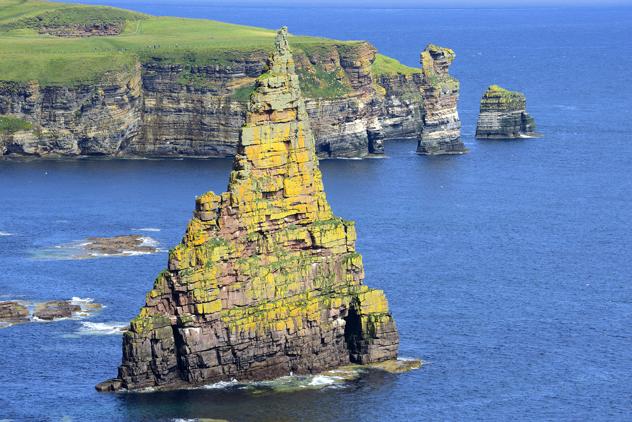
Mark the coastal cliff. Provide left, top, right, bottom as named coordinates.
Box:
left=475, top=85, right=539, bottom=139
left=0, top=1, right=424, bottom=159
left=416, top=44, right=466, bottom=155
left=97, top=28, right=398, bottom=392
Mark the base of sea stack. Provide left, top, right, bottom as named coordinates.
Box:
left=97, top=356, right=419, bottom=393
left=96, top=315, right=399, bottom=392
left=416, top=138, right=468, bottom=155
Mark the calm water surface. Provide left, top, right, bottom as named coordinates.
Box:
left=1, top=4, right=631, bottom=421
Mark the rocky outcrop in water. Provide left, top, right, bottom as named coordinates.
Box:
left=416, top=44, right=466, bottom=155
left=97, top=27, right=399, bottom=392
left=0, top=298, right=102, bottom=327
left=33, top=300, right=82, bottom=320
left=475, top=85, right=539, bottom=139
left=0, top=301, right=29, bottom=326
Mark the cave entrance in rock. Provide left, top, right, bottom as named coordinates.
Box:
left=344, top=306, right=363, bottom=363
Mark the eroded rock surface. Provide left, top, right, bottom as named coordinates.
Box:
left=98, top=27, right=398, bottom=393
left=417, top=44, right=466, bottom=155
left=476, top=85, right=539, bottom=139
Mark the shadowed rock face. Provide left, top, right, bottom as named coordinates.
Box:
left=97, top=27, right=398, bottom=393
left=416, top=44, right=466, bottom=155
left=475, top=85, right=539, bottom=139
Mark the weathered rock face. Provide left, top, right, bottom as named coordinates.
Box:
left=416, top=44, right=466, bottom=155
left=98, top=28, right=398, bottom=392
left=0, top=69, right=142, bottom=156
left=0, top=41, right=423, bottom=159
left=475, top=85, right=539, bottom=139
left=377, top=73, right=424, bottom=142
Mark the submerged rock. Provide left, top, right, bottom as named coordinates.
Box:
left=0, top=301, right=29, bottom=326
left=475, top=85, right=539, bottom=139
left=84, top=235, right=158, bottom=256
left=417, top=44, right=466, bottom=155
left=35, top=234, right=160, bottom=260
left=98, top=27, right=399, bottom=393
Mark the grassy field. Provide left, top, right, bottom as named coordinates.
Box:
left=0, top=0, right=419, bottom=86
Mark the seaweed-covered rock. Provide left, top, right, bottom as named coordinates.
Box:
left=475, top=85, right=539, bottom=139
left=416, top=44, right=466, bottom=155
left=98, top=27, right=399, bottom=392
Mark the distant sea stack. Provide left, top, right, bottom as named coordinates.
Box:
left=416, top=44, right=466, bottom=155
left=97, top=27, right=399, bottom=392
left=475, top=85, right=539, bottom=139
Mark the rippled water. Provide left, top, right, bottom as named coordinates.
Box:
left=2, top=4, right=632, bottom=421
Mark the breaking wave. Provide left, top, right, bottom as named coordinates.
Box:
left=132, top=227, right=161, bottom=232
left=77, top=321, right=128, bottom=335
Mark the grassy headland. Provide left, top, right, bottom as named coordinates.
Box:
left=0, top=0, right=419, bottom=91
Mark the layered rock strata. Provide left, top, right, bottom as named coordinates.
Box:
left=416, top=44, right=466, bottom=155
left=0, top=42, right=423, bottom=159
left=97, top=27, right=398, bottom=392
left=475, top=85, right=539, bottom=139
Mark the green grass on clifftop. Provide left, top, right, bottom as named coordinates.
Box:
left=0, top=0, right=419, bottom=89
left=372, top=54, right=420, bottom=77
left=0, top=0, right=368, bottom=86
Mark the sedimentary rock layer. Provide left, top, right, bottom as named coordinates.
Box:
left=475, top=85, right=539, bottom=139
left=0, top=43, right=423, bottom=159
left=416, top=44, right=466, bottom=155
left=97, top=27, right=398, bottom=392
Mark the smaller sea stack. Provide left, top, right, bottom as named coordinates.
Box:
left=416, top=44, right=466, bottom=155
left=476, top=85, right=540, bottom=139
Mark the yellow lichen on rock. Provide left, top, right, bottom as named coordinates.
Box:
left=99, top=27, right=399, bottom=393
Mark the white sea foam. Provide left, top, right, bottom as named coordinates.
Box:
left=203, top=379, right=239, bottom=389
left=120, top=250, right=154, bottom=256
left=140, top=236, right=160, bottom=247
left=77, top=321, right=128, bottom=335
left=132, top=227, right=161, bottom=232
left=307, top=375, right=339, bottom=386
left=0, top=231, right=13, bottom=236
left=70, top=297, right=94, bottom=306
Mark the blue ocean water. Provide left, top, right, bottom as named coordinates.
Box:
left=2, top=4, right=632, bottom=421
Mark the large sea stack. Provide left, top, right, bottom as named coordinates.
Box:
left=97, top=27, right=399, bottom=392
left=475, top=85, right=539, bottom=139
left=416, top=44, right=466, bottom=155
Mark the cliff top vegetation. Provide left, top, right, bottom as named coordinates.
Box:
left=0, top=0, right=418, bottom=86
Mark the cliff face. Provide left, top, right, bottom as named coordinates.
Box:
left=416, top=44, right=466, bottom=155
left=97, top=28, right=398, bottom=392
left=475, top=85, right=539, bottom=139
left=0, top=68, right=142, bottom=156
left=0, top=43, right=422, bottom=159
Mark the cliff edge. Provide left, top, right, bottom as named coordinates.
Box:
left=97, top=27, right=398, bottom=392
left=0, top=1, right=424, bottom=159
